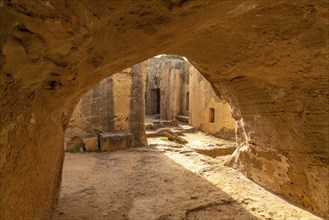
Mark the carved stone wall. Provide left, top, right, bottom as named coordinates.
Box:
left=0, top=1, right=328, bottom=219
left=65, top=67, right=147, bottom=148
left=189, top=65, right=236, bottom=139
left=145, top=57, right=190, bottom=119
left=145, top=56, right=235, bottom=139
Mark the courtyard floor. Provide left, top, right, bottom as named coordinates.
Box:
left=53, top=132, right=321, bottom=220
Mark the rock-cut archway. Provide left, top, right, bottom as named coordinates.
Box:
left=0, top=1, right=328, bottom=219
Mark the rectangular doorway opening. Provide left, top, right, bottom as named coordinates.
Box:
left=186, top=92, right=189, bottom=111
left=209, top=108, right=215, bottom=123
left=151, top=88, right=160, bottom=115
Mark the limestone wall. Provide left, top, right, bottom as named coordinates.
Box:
left=145, top=57, right=235, bottom=139
left=0, top=1, right=328, bottom=219
left=145, top=57, right=189, bottom=119
left=65, top=67, right=147, bottom=148
left=189, top=66, right=236, bottom=139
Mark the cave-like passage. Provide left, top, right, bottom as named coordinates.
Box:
left=53, top=56, right=322, bottom=220
left=1, top=1, right=328, bottom=219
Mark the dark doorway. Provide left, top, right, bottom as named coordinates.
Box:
left=209, top=108, right=215, bottom=123
left=151, top=88, right=161, bottom=114
left=186, top=92, right=189, bottom=111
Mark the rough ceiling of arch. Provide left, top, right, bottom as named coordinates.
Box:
left=0, top=0, right=328, bottom=219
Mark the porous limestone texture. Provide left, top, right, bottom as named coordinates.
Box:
left=82, top=135, right=98, bottom=152
left=189, top=65, right=236, bottom=139
left=65, top=69, right=147, bottom=148
left=99, top=132, right=134, bottom=152
left=145, top=56, right=235, bottom=139
left=0, top=0, right=328, bottom=219
left=145, top=56, right=190, bottom=119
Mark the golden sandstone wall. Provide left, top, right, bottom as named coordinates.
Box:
left=145, top=57, right=190, bottom=120
left=145, top=56, right=235, bottom=139
left=189, top=65, right=236, bottom=139
left=65, top=68, right=147, bottom=148
left=0, top=1, right=328, bottom=219
left=68, top=56, right=235, bottom=150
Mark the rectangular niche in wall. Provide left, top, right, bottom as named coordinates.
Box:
left=209, top=108, right=215, bottom=123
left=186, top=92, right=189, bottom=111
left=151, top=88, right=161, bottom=115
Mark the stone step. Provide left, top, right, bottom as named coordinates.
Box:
left=145, top=120, right=179, bottom=130
left=152, top=119, right=160, bottom=124
left=193, top=145, right=236, bottom=158
left=146, top=127, right=185, bottom=137
left=176, top=115, right=189, bottom=123
left=160, top=120, right=174, bottom=126
left=179, top=124, right=196, bottom=133
left=145, top=122, right=165, bottom=130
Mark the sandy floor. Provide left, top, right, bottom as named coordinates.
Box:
left=53, top=136, right=322, bottom=220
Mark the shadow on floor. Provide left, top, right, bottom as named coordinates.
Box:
left=52, top=149, right=259, bottom=220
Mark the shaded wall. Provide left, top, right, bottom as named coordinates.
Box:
left=65, top=67, right=147, bottom=147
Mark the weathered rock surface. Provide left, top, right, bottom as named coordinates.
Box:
left=0, top=0, right=328, bottom=219
left=65, top=70, right=147, bottom=148
left=82, top=135, right=99, bottom=152
left=194, top=146, right=237, bottom=158
left=65, top=139, right=85, bottom=152
left=189, top=65, right=236, bottom=137
left=99, top=132, right=134, bottom=152
left=214, top=127, right=236, bottom=141
left=145, top=56, right=236, bottom=137
left=145, top=57, right=190, bottom=120
left=158, top=128, right=188, bottom=144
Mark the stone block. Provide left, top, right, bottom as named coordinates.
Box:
left=99, top=132, right=134, bottom=152
left=82, top=134, right=99, bottom=152
left=179, top=124, right=196, bottom=133
left=65, top=140, right=85, bottom=152
left=194, top=146, right=237, bottom=158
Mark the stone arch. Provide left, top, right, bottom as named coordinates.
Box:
left=0, top=1, right=328, bottom=219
